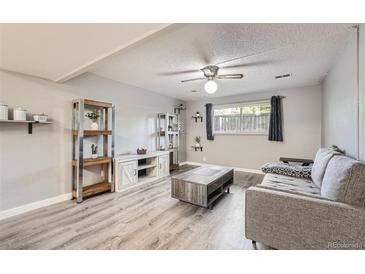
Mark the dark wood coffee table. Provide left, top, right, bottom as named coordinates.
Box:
left=171, top=165, right=234, bottom=209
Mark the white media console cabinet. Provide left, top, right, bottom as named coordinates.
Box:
left=114, top=151, right=170, bottom=192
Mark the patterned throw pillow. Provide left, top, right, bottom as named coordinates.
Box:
left=261, top=162, right=312, bottom=179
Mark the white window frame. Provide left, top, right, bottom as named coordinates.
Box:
left=212, top=100, right=271, bottom=136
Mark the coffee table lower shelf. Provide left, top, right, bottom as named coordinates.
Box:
left=207, top=184, right=231, bottom=209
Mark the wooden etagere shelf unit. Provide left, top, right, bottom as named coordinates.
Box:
left=157, top=112, right=180, bottom=171
left=72, top=99, right=115, bottom=203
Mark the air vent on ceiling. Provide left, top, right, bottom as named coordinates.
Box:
left=191, top=90, right=198, bottom=93
left=275, top=73, right=292, bottom=79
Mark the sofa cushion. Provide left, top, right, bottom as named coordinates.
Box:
left=260, top=173, right=321, bottom=198
left=321, top=155, right=365, bottom=207
left=311, top=148, right=341, bottom=188
left=261, top=161, right=312, bottom=178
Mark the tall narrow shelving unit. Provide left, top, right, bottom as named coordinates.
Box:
left=72, top=99, right=115, bottom=203
left=157, top=112, right=180, bottom=171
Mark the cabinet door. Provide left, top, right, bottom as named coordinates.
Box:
left=119, top=161, right=138, bottom=189
left=158, top=154, right=169, bottom=177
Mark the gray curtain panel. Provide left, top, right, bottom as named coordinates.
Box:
left=206, top=103, right=214, bottom=140
left=268, top=96, right=283, bottom=142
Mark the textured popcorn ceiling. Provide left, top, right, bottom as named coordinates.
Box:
left=91, top=23, right=353, bottom=100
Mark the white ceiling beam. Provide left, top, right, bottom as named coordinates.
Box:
left=54, top=24, right=171, bottom=82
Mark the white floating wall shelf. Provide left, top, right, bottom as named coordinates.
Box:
left=0, top=120, right=53, bottom=134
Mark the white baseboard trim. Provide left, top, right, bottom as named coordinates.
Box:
left=180, top=161, right=263, bottom=174
left=0, top=193, right=72, bottom=221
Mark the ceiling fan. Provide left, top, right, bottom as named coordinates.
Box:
left=181, top=65, right=243, bottom=94
left=171, top=48, right=276, bottom=94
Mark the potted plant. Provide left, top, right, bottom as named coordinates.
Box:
left=91, top=144, right=98, bottom=159
left=85, top=110, right=100, bottom=130
left=195, top=136, right=201, bottom=148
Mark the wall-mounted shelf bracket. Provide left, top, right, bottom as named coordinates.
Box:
left=0, top=120, right=53, bottom=134
left=192, top=116, right=203, bottom=122
left=192, top=112, right=203, bottom=122
left=192, top=146, right=203, bottom=152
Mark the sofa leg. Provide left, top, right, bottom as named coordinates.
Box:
left=252, top=240, right=256, bottom=244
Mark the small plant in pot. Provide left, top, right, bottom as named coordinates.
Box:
left=195, top=136, right=201, bottom=148
left=85, top=110, right=100, bottom=130
left=91, top=144, right=98, bottom=159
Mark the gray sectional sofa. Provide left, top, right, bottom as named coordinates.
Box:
left=245, top=148, right=365, bottom=249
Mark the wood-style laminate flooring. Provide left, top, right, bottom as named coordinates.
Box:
left=0, top=165, right=269, bottom=250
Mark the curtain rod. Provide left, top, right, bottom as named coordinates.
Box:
left=206, top=96, right=286, bottom=107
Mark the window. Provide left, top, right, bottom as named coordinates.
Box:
left=213, top=101, right=271, bottom=134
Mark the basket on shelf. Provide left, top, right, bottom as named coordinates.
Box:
left=137, top=147, right=147, bottom=155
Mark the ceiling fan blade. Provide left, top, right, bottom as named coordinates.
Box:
left=217, top=74, right=243, bottom=79
left=214, top=47, right=286, bottom=67
left=157, top=69, right=200, bottom=76
left=181, top=77, right=206, bottom=83
left=221, top=60, right=274, bottom=69
left=194, top=39, right=211, bottom=64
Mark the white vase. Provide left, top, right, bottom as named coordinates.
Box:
left=195, top=143, right=200, bottom=147
left=91, top=122, right=98, bottom=130
left=91, top=153, right=98, bottom=159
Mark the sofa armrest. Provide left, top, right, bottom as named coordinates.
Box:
left=245, top=186, right=365, bottom=249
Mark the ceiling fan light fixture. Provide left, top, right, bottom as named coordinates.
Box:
left=204, top=80, right=218, bottom=94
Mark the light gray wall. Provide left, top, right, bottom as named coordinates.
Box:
left=0, top=71, right=185, bottom=211
left=322, top=29, right=358, bottom=158
left=360, top=24, right=365, bottom=160
left=185, top=85, right=322, bottom=169
left=322, top=25, right=365, bottom=160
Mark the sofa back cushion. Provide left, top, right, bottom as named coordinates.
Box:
left=311, top=148, right=340, bottom=187
left=321, top=155, right=365, bottom=206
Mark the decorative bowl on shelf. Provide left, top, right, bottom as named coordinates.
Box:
left=137, top=148, right=147, bottom=154
left=33, top=113, right=48, bottom=122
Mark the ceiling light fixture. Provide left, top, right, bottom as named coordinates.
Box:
left=204, top=80, right=218, bottom=94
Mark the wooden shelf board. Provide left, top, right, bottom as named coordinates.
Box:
left=138, top=164, right=156, bottom=170
left=84, top=99, right=112, bottom=108
left=82, top=182, right=111, bottom=198
left=0, top=120, right=53, bottom=124
left=73, top=130, right=112, bottom=136
left=159, top=131, right=178, bottom=136
left=1, top=120, right=53, bottom=134
left=72, top=156, right=112, bottom=167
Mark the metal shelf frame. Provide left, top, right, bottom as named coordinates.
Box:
left=72, top=98, right=115, bottom=203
